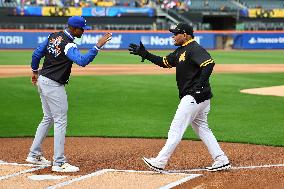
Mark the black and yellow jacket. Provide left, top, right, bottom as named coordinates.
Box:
left=145, top=39, right=214, bottom=102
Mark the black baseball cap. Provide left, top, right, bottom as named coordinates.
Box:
left=169, top=23, right=194, bottom=37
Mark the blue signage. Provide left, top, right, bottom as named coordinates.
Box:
left=14, top=6, right=42, bottom=16
left=0, top=31, right=216, bottom=49
left=233, top=33, right=284, bottom=49
left=242, top=33, right=284, bottom=49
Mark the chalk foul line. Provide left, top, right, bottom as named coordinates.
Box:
left=167, top=163, right=284, bottom=173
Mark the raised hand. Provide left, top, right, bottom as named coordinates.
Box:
left=96, top=32, right=112, bottom=48
left=128, top=41, right=148, bottom=62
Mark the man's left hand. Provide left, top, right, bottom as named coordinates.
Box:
left=128, top=41, right=148, bottom=62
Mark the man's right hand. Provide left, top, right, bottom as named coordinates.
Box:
left=128, top=42, right=148, bottom=62
left=96, top=32, right=112, bottom=48
left=31, top=72, right=38, bottom=86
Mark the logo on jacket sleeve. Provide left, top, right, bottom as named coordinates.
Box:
left=179, top=51, right=186, bottom=62
left=47, top=36, right=63, bottom=58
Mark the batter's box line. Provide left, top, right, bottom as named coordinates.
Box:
left=46, top=169, right=111, bottom=189
left=0, top=165, right=48, bottom=181
left=46, top=169, right=202, bottom=189
left=0, top=161, right=48, bottom=167
left=232, top=163, right=284, bottom=170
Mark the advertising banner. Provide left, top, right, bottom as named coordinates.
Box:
left=234, top=33, right=284, bottom=49
left=248, top=8, right=284, bottom=18
left=14, top=6, right=155, bottom=17
left=14, top=6, right=42, bottom=16
left=0, top=31, right=215, bottom=49
left=42, top=7, right=82, bottom=16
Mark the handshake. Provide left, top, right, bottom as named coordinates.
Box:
left=128, top=42, right=149, bottom=62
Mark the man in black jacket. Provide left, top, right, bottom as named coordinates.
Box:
left=129, top=23, right=231, bottom=172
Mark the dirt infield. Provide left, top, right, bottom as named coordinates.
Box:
left=241, top=85, right=284, bottom=97
left=0, top=64, right=284, bottom=188
left=0, top=138, right=284, bottom=189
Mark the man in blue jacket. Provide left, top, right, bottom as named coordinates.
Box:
left=26, top=16, right=112, bottom=172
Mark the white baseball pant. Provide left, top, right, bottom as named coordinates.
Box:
left=155, top=95, right=225, bottom=165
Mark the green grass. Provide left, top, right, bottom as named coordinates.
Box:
left=0, top=50, right=283, bottom=65
left=210, top=50, right=284, bottom=64
left=0, top=73, right=283, bottom=146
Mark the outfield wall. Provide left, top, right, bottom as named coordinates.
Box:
left=0, top=30, right=283, bottom=49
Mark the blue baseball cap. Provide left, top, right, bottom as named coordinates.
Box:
left=67, top=16, right=91, bottom=30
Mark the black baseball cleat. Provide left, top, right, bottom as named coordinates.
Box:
left=26, top=156, right=51, bottom=166
left=207, top=162, right=231, bottom=172
left=142, top=157, right=165, bottom=173
left=206, top=155, right=231, bottom=172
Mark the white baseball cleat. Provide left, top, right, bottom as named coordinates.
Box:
left=142, top=157, right=165, bottom=173
left=52, top=163, right=79, bottom=173
left=207, top=155, right=231, bottom=172
left=26, top=156, right=51, bottom=166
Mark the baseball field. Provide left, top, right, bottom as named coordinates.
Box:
left=0, top=49, right=284, bottom=188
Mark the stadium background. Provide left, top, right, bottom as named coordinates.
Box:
left=0, top=0, right=284, bottom=188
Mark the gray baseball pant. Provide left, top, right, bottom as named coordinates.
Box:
left=28, top=75, right=68, bottom=166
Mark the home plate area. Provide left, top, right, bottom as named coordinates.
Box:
left=0, top=161, right=201, bottom=189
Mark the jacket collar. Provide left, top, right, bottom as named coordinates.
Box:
left=64, top=29, right=74, bottom=41
left=182, top=39, right=195, bottom=46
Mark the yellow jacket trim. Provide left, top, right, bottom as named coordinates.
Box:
left=182, top=39, right=195, bottom=47
left=200, top=59, right=214, bottom=67
left=163, top=57, right=172, bottom=68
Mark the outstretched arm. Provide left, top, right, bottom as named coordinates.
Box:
left=65, top=44, right=99, bottom=67
left=65, top=32, right=112, bottom=67
left=128, top=42, right=176, bottom=68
